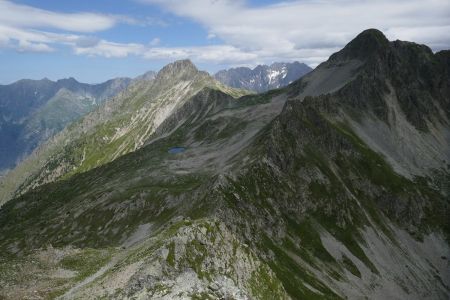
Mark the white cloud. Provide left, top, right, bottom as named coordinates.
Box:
left=143, top=45, right=258, bottom=64
left=71, top=41, right=258, bottom=64
left=0, top=17, right=257, bottom=61
left=0, top=0, right=118, bottom=32
left=0, top=0, right=144, bottom=54
left=127, top=16, right=169, bottom=27
left=74, top=41, right=145, bottom=58
left=0, top=23, right=86, bottom=52
left=74, top=36, right=101, bottom=48
left=17, top=40, right=54, bottom=53
left=1, top=0, right=448, bottom=67
left=149, top=37, right=161, bottom=46
left=142, top=0, right=450, bottom=66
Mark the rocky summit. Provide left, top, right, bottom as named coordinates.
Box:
left=0, top=29, right=449, bottom=300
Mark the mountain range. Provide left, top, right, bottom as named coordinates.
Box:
left=0, top=29, right=449, bottom=300
left=214, top=61, right=312, bottom=92
left=0, top=77, right=134, bottom=172
left=0, top=61, right=247, bottom=203
left=0, top=60, right=309, bottom=174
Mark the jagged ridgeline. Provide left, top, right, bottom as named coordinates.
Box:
left=214, top=61, right=312, bottom=92
left=0, top=29, right=449, bottom=299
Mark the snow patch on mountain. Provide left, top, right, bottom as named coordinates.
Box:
left=214, top=61, right=312, bottom=93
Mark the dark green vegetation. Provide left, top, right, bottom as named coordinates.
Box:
left=0, top=30, right=449, bottom=299
left=59, top=248, right=114, bottom=281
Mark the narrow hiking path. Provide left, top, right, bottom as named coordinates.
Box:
left=57, top=251, right=124, bottom=300
left=57, top=225, right=155, bottom=299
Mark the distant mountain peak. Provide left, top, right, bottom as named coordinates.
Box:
left=134, top=70, right=156, bottom=82
left=331, top=28, right=390, bottom=61
left=56, top=77, right=80, bottom=88
left=214, top=61, right=312, bottom=92
left=57, top=77, right=78, bottom=83
left=159, top=59, right=197, bottom=74
left=353, top=28, right=388, bottom=42
left=156, top=59, right=199, bottom=81
left=270, top=61, right=302, bottom=68
left=173, top=59, right=196, bottom=68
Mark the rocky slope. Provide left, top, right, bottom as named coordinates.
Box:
left=0, top=77, right=132, bottom=171
left=215, top=61, right=312, bottom=93
left=0, top=60, right=249, bottom=204
left=0, top=29, right=448, bottom=299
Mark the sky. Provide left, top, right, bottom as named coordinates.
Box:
left=0, top=0, right=449, bottom=84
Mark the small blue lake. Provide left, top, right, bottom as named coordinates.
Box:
left=168, top=147, right=186, bottom=154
